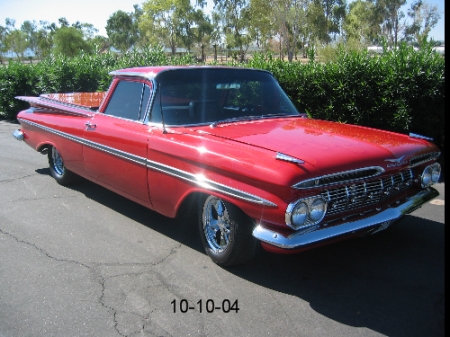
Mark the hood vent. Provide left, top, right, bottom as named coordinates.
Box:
left=410, top=152, right=440, bottom=167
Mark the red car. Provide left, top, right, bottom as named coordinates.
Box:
left=13, top=66, right=441, bottom=266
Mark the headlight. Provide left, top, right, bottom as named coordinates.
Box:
left=291, top=202, right=308, bottom=227
left=421, top=166, right=432, bottom=187
left=309, top=198, right=326, bottom=222
left=431, top=163, right=441, bottom=183
left=286, top=197, right=327, bottom=230
left=421, top=163, right=440, bottom=187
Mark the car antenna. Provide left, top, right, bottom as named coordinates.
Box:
left=159, top=83, right=167, bottom=134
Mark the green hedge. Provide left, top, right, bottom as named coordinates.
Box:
left=0, top=48, right=195, bottom=120
left=0, top=45, right=445, bottom=155
left=247, top=45, right=445, bottom=155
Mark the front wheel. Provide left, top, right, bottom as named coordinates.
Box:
left=199, top=195, right=257, bottom=266
left=48, top=146, right=77, bottom=185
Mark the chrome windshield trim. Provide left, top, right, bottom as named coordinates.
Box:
left=18, top=118, right=276, bottom=207
left=253, top=187, right=439, bottom=249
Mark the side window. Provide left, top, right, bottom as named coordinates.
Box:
left=104, top=81, right=151, bottom=121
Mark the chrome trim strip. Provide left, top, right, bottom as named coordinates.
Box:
left=12, top=129, right=24, bottom=141
left=18, top=118, right=276, bottom=207
left=409, top=132, right=433, bottom=141
left=109, top=70, right=157, bottom=80
left=146, top=159, right=276, bottom=206
left=253, top=187, right=439, bottom=249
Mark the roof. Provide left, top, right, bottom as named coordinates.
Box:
left=109, top=65, right=255, bottom=80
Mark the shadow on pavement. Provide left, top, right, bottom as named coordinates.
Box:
left=35, top=167, right=445, bottom=337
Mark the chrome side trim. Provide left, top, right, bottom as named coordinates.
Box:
left=146, top=159, right=277, bottom=206
left=253, top=187, right=439, bottom=249
left=18, top=118, right=276, bottom=207
left=12, top=129, right=24, bottom=141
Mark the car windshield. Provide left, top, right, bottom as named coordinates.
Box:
left=149, top=68, right=300, bottom=126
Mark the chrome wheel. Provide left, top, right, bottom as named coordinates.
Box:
left=51, top=147, right=65, bottom=175
left=202, top=196, right=232, bottom=252
left=48, top=146, right=77, bottom=185
left=199, top=195, right=257, bottom=266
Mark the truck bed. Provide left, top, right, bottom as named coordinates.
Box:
left=40, top=92, right=107, bottom=109
left=16, top=92, right=107, bottom=117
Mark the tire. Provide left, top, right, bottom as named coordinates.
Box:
left=48, top=146, right=77, bottom=185
left=199, top=195, right=257, bottom=266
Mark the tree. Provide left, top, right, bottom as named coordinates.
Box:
left=343, top=0, right=378, bottom=44
left=90, top=35, right=111, bottom=53
left=53, top=26, right=92, bottom=57
left=140, top=0, right=181, bottom=55
left=405, top=0, right=441, bottom=46
left=140, top=0, right=203, bottom=55
left=371, top=0, right=407, bottom=46
left=213, top=0, right=252, bottom=62
left=1, top=20, right=29, bottom=61
left=20, top=21, right=38, bottom=53
left=306, top=1, right=329, bottom=44
left=248, top=0, right=274, bottom=53
left=0, top=24, right=8, bottom=61
left=4, top=30, right=28, bottom=61
left=277, top=0, right=308, bottom=62
left=106, top=10, right=138, bottom=53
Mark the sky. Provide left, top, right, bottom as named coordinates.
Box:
left=0, top=0, right=445, bottom=41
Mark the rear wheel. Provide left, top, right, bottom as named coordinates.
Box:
left=199, top=195, right=256, bottom=266
left=48, top=146, right=77, bottom=185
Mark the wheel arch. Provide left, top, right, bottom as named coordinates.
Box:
left=36, top=141, right=55, bottom=155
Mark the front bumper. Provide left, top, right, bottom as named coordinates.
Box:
left=252, top=187, right=439, bottom=250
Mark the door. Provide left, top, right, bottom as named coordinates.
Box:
left=83, top=80, right=152, bottom=204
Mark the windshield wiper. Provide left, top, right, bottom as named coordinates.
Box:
left=210, top=116, right=262, bottom=127
left=210, top=113, right=302, bottom=127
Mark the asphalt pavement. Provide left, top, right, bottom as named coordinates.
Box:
left=0, top=120, right=445, bottom=337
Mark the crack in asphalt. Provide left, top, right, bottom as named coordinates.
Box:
left=0, top=227, right=185, bottom=337
left=0, top=228, right=92, bottom=270
left=0, top=174, right=37, bottom=183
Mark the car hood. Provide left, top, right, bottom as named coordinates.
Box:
left=196, top=117, right=436, bottom=174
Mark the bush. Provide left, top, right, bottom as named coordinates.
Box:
left=0, top=47, right=196, bottom=119
left=247, top=43, right=445, bottom=155
left=0, top=44, right=444, bottom=156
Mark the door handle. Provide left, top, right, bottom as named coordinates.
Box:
left=85, top=122, right=97, bottom=130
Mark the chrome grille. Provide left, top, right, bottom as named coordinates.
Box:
left=293, top=166, right=384, bottom=189
left=322, top=169, right=414, bottom=216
